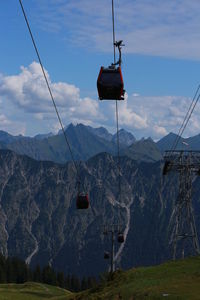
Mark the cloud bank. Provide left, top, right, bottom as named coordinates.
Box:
left=0, top=62, right=199, bottom=139
left=0, top=62, right=102, bottom=134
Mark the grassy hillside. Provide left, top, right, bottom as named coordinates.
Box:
left=73, top=256, right=200, bottom=299
left=1, top=257, right=200, bottom=300
left=0, top=282, right=72, bottom=300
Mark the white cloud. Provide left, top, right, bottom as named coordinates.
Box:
left=0, top=62, right=104, bottom=134
left=1, top=62, right=200, bottom=139
left=0, top=114, right=26, bottom=135
left=124, top=93, right=200, bottom=139
left=75, top=97, right=100, bottom=118
left=34, top=113, right=44, bottom=120
left=0, top=114, right=11, bottom=126
left=119, top=100, right=148, bottom=129
left=153, top=125, right=167, bottom=136
left=0, top=62, right=80, bottom=113
left=33, top=0, right=200, bottom=60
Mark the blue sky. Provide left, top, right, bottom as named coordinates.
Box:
left=1, top=0, right=200, bottom=139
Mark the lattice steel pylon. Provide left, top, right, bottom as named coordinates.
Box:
left=103, top=223, right=123, bottom=273
left=163, top=150, right=200, bottom=260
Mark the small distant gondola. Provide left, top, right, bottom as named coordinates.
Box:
left=117, top=233, right=124, bottom=243
left=104, top=251, right=110, bottom=259
left=76, top=193, right=89, bottom=209
left=76, top=180, right=89, bottom=209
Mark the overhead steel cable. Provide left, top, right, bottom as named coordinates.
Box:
left=112, top=0, right=122, bottom=216
left=170, top=84, right=200, bottom=155
left=18, top=0, right=79, bottom=176
left=170, top=85, right=200, bottom=153
left=112, top=0, right=116, bottom=64
left=115, top=100, right=122, bottom=204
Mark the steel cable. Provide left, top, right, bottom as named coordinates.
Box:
left=18, top=0, right=79, bottom=177
left=112, top=0, right=122, bottom=223
left=170, top=85, right=200, bottom=155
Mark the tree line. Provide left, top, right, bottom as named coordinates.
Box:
left=0, top=254, right=96, bottom=291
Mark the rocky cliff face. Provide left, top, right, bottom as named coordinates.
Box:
left=0, top=149, right=199, bottom=277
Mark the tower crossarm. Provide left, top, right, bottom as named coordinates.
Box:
left=163, top=150, right=200, bottom=175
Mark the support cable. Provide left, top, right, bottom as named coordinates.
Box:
left=170, top=85, right=200, bottom=154
left=18, top=0, right=79, bottom=176
left=115, top=101, right=122, bottom=205
left=112, top=0, right=122, bottom=222
left=112, top=0, right=116, bottom=64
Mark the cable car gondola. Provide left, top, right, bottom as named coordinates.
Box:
left=117, top=233, right=124, bottom=243
left=97, top=40, right=125, bottom=101
left=76, top=193, right=89, bottom=209
left=104, top=251, right=110, bottom=259
left=76, top=180, right=89, bottom=209
left=97, top=66, right=124, bottom=100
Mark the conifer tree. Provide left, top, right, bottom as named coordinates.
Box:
left=57, top=271, right=65, bottom=288
left=33, top=264, right=41, bottom=282
left=42, top=265, right=57, bottom=285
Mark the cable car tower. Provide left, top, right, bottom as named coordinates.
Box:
left=163, top=150, right=200, bottom=259
left=103, top=223, right=124, bottom=273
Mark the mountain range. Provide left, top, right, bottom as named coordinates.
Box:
left=1, top=126, right=200, bottom=277
left=1, top=125, right=200, bottom=166
left=0, top=124, right=160, bottom=163
left=0, top=148, right=200, bottom=278
left=157, top=132, right=200, bottom=152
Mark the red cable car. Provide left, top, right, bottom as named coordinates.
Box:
left=118, top=233, right=124, bottom=243
left=104, top=251, right=110, bottom=259
left=76, top=193, right=89, bottom=209
left=97, top=66, right=124, bottom=100
left=97, top=40, right=125, bottom=101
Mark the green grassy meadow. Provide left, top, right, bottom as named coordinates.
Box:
left=75, top=256, right=200, bottom=299
left=0, top=282, right=72, bottom=300
left=1, top=256, right=200, bottom=299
